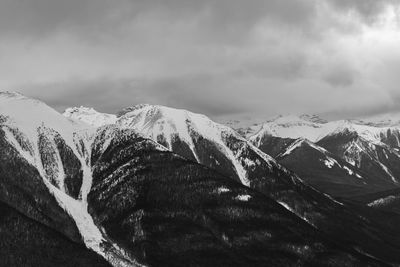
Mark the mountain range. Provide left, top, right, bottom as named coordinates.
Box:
left=248, top=115, right=400, bottom=197
left=2, top=91, right=400, bottom=266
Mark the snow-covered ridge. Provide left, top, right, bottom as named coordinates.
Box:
left=357, top=112, right=400, bottom=127
left=0, top=91, right=85, bottom=149
left=250, top=115, right=324, bottom=145
left=321, top=120, right=400, bottom=145
left=117, top=104, right=243, bottom=147
left=1, top=93, right=104, bottom=255
left=0, top=91, right=143, bottom=267
left=250, top=114, right=400, bottom=146
left=61, top=104, right=289, bottom=189
left=277, top=138, right=332, bottom=158
left=116, top=104, right=255, bottom=186
left=63, top=106, right=117, bottom=127
left=279, top=138, right=306, bottom=157
left=299, top=114, right=328, bottom=124
left=277, top=138, right=364, bottom=179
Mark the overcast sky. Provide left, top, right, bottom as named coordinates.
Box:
left=1, top=0, right=400, bottom=120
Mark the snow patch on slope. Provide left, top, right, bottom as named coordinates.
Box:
left=368, top=195, right=399, bottom=207
left=378, top=162, right=398, bottom=183
left=236, top=194, right=252, bottom=201
left=274, top=134, right=365, bottom=180
left=279, top=138, right=306, bottom=157
left=278, top=201, right=314, bottom=225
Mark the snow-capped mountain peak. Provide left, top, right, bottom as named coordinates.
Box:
left=118, top=104, right=230, bottom=146
left=321, top=119, right=400, bottom=146
left=0, top=91, right=86, bottom=147
left=63, top=106, right=117, bottom=127
left=1, top=92, right=162, bottom=265
left=251, top=114, right=400, bottom=147
left=356, top=112, right=400, bottom=127
left=250, top=115, right=324, bottom=144
left=299, top=114, right=328, bottom=124
left=265, top=114, right=328, bottom=125
left=110, top=104, right=298, bottom=191
left=116, top=104, right=258, bottom=186
left=61, top=103, right=285, bottom=189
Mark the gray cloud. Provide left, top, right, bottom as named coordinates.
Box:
left=2, top=0, right=400, bottom=120
left=0, top=0, right=325, bottom=44
left=0, top=0, right=121, bottom=39
left=327, top=0, right=398, bottom=23
left=19, top=75, right=247, bottom=117
left=323, top=67, right=356, bottom=87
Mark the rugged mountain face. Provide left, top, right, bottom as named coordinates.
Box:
left=115, top=104, right=257, bottom=186
left=87, top=124, right=386, bottom=267
left=251, top=133, right=397, bottom=197
left=251, top=116, right=400, bottom=192
left=64, top=105, right=400, bottom=264
left=1, top=92, right=390, bottom=266
left=251, top=115, right=400, bottom=147
left=278, top=138, right=382, bottom=193
left=0, top=92, right=87, bottom=242
left=0, top=92, right=136, bottom=266
left=68, top=105, right=344, bottom=224
left=317, top=129, right=400, bottom=186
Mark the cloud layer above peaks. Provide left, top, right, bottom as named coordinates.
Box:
left=1, top=0, right=400, bottom=119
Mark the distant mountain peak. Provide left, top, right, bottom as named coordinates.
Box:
left=0, top=90, right=46, bottom=107
left=266, top=114, right=327, bottom=125
left=0, top=90, right=23, bottom=98
left=63, top=106, right=117, bottom=127
left=356, top=112, right=400, bottom=127
left=299, top=114, right=328, bottom=124
left=250, top=115, right=324, bottom=143
left=116, top=104, right=152, bottom=117
left=64, top=106, right=98, bottom=114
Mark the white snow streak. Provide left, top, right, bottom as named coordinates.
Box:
left=368, top=195, right=399, bottom=207
left=235, top=194, right=251, bottom=201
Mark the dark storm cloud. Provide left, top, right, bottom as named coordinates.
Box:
left=1, top=0, right=400, bottom=120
